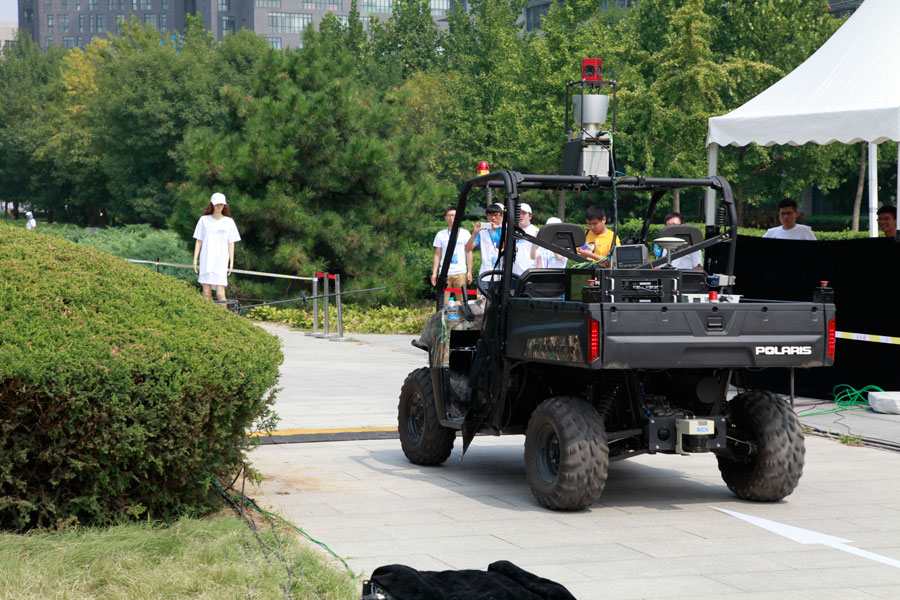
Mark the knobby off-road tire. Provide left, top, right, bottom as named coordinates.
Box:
left=398, top=367, right=455, bottom=466
left=717, top=390, right=805, bottom=502
left=524, top=396, right=609, bottom=511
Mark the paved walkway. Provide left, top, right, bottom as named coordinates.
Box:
left=249, top=322, right=900, bottom=599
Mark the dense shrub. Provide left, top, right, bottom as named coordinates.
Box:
left=61, top=224, right=195, bottom=282
left=248, top=303, right=431, bottom=334
left=0, top=224, right=283, bottom=530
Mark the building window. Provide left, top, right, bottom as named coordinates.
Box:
left=46, top=37, right=53, bottom=47
left=430, top=0, right=449, bottom=16
left=45, top=0, right=52, bottom=9
left=89, top=14, right=94, bottom=31
left=63, top=36, right=75, bottom=48
left=24, top=8, right=34, bottom=23
left=62, top=0, right=74, bottom=9
left=132, top=0, right=137, bottom=9
left=116, top=14, right=126, bottom=32
left=97, top=13, right=106, bottom=32
left=139, top=0, right=151, bottom=9
left=361, top=15, right=370, bottom=33
left=79, top=13, right=84, bottom=30
left=525, top=2, right=549, bottom=30
left=302, top=0, right=342, bottom=9
left=161, top=0, right=168, bottom=9
left=221, top=15, right=235, bottom=33
left=48, top=14, right=54, bottom=31
left=266, top=36, right=281, bottom=49
left=218, top=0, right=230, bottom=11
left=256, top=0, right=280, bottom=6
left=159, top=13, right=166, bottom=30
left=268, top=12, right=312, bottom=34
left=59, top=14, right=69, bottom=32
left=76, top=0, right=81, bottom=9
left=77, top=35, right=82, bottom=45
left=361, top=0, right=391, bottom=13
left=109, top=0, right=123, bottom=9
left=143, top=13, right=157, bottom=28
left=89, top=0, right=97, bottom=9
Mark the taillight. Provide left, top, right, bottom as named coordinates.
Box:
left=589, top=318, right=600, bottom=362
left=826, top=318, right=836, bottom=360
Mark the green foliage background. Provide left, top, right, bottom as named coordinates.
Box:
left=1, top=0, right=894, bottom=304
left=0, top=224, right=283, bottom=529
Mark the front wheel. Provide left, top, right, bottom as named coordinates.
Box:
left=398, top=368, right=455, bottom=466
left=524, top=397, right=609, bottom=511
left=716, top=390, right=805, bottom=501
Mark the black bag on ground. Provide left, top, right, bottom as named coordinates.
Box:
left=363, top=560, right=577, bottom=600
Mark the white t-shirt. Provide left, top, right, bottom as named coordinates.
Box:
left=26, top=218, right=36, bottom=230
left=474, top=228, right=502, bottom=275
left=433, top=228, right=471, bottom=276
left=762, top=224, right=816, bottom=240
left=193, top=215, right=241, bottom=285
left=513, top=223, right=540, bottom=276
left=536, top=246, right=568, bottom=269
left=667, top=249, right=702, bottom=270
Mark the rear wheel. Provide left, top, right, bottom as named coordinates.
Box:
left=524, top=397, right=609, bottom=511
left=398, top=368, right=455, bottom=465
left=716, top=390, right=805, bottom=501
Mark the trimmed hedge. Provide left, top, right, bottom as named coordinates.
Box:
left=0, top=225, right=283, bottom=530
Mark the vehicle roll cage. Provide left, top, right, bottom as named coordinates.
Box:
left=434, top=172, right=738, bottom=310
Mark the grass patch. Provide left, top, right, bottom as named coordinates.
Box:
left=839, top=433, right=864, bottom=446
left=0, top=513, right=359, bottom=600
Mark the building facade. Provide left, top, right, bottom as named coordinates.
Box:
left=18, top=0, right=453, bottom=50
left=18, top=0, right=866, bottom=51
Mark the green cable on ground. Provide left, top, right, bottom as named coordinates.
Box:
left=833, top=383, right=883, bottom=408
left=799, top=384, right=884, bottom=416
left=212, top=481, right=354, bottom=575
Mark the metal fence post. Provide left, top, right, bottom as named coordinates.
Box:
left=317, top=274, right=330, bottom=338
left=330, top=273, right=345, bottom=341
left=305, top=274, right=319, bottom=336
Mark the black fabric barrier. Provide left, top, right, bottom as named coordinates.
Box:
left=368, top=560, right=577, bottom=600
left=712, top=235, right=900, bottom=398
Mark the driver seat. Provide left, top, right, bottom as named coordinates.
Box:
left=536, top=223, right=586, bottom=254
left=516, top=223, right=585, bottom=299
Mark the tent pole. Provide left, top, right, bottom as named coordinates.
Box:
left=868, top=142, right=879, bottom=237
left=705, top=143, right=719, bottom=226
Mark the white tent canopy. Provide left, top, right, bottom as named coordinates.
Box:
left=705, top=0, right=900, bottom=235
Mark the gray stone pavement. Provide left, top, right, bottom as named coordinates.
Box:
left=249, top=322, right=900, bottom=599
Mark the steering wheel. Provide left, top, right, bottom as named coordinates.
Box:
left=476, top=269, right=519, bottom=296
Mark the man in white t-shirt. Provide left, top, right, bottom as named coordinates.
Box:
left=513, top=203, right=540, bottom=276
left=466, top=203, right=505, bottom=287
left=762, top=198, right=816, bottom=240
left=658, top=211, right=702, bottom=270
left=431, top=206, right=472, bottom=305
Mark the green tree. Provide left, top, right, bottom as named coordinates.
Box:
left=367, top=0, right=445, bottom=87
left=91, top=21, right=223, bottom=226
left=171, top=27, right=452, bottom=304
left=0, top=32, right=65, bottom=218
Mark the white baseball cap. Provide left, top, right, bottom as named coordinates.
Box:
left=520, top=203, right=532, bottom=214
left=210, top=192, right=227, bottom=205
left=545, top=217, right=562, bottom=225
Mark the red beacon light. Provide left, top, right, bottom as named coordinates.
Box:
left=477, top=161, right=490, bottom=176
left=582, top=58, right=603, bottom=82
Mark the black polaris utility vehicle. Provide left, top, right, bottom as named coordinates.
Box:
left=399, top=74, right=836, bottom=511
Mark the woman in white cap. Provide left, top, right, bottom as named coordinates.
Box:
left=192, top=192, right=241, bottom=303
left=25, top=211, right=37, bottom=231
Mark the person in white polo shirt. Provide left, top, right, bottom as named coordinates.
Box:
left=431, top=206, right=472, bottom=305
left=762, top=198, right=816, bottom=240
left=513, top=203, right=540, bottom=276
